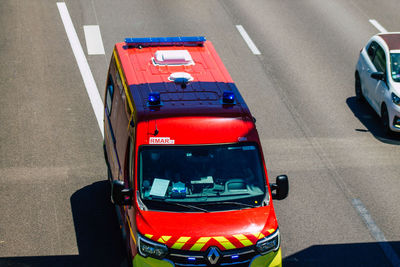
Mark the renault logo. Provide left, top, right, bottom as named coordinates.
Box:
left=207, top=247, right=220, bottom=265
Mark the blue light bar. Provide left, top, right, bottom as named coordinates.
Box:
left=231, top=255, right=239, bottom=260
left=222, top=90, right=235, bottom=104
left=188, top=257, right=196, bottom=261
left=125, top=36, right=206, bottom=47
left=148, top=92, right=162, bottom=106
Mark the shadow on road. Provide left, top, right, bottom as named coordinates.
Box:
left=0, top=181, right=127, bottom=267
left=283, top=241, right=399, bottom=266
left=346, top=96, right=400, bottom=145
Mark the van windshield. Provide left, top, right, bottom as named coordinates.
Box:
left=138, top=143, right=267, bottom=212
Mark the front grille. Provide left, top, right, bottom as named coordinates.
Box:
left=167, top=246, right=258, bottom=266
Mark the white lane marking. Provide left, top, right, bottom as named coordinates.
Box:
left=369, top=19, right=388, bottom=33
left=57, top=2, right=104, bottom=137
left=84, top=25, right=105, bottom=55
left=236, top=25, right=261, bottom=55
left=352, top=199, right=400, bottom=267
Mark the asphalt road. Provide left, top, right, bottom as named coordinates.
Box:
left=1, top=0, right=400, bottom=266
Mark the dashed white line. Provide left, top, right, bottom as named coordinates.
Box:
left=84, top=25, right=105, bottom=55
left=236, top=25, right=261, bottom=55
left=369, top=19, right=388, bottom=33
left=57, top=2, right=104, bottom=137
left=352, top=199, right=400, bottom=266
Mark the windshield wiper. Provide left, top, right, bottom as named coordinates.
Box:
left=198, top=201, right=256, bottom=209
left=149, top=199, right=209, bottom=212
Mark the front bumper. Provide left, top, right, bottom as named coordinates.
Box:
left=132, top=248, right=282, bottom=267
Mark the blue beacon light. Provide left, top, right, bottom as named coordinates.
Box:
left=222, top=90, right=235, bottom=104
left=148, top=92, right=162, bottom=106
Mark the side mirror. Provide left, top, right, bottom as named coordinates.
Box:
left=270, top=175, right=289, bottom=200
left=111, top=180, right=133, bottom=205
left=371, top=72, right=385, bottom=81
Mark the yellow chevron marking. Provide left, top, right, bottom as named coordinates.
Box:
left=144, top=234, right=153, bottom=239
left=157, top=236, right=171, bottom=244
left=268, top=229, right=275, bottom=234
left=214, top=236, right=236, bottom=250
left=233, top=234, right=253, bottom=247
left=253, top=232, right=265, bottom=240
left=190, top=237, right=211, bottom=251
left=172, top=237, right=191, bottom=249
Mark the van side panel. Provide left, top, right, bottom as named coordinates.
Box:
left=104, top=56, right=120, bottom=178
left=107, top=51, right=131, bottom=180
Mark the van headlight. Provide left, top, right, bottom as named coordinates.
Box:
left=392, top=93, right=400, bottom=105
left=256, top=229, right=280, bottom=255
left=138, top=234, right=168, bottom=259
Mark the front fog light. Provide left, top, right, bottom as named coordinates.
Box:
left=256, top=229, right=280, bottom=255
left=393, top=116, right=400, bottom=128
left=138, top=234, right=168, bottom=259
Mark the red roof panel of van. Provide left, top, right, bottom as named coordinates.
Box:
left=115, top=40, right=234, bottom=86
left=114, top=39, right=253, bottom=122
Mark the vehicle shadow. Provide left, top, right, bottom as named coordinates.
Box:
left=283, top=241, right=399, bottom=266
left=0, top=181, right=128, bottom=267
left=346, top=96, right=400, bottom=145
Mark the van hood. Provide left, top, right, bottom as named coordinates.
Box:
left=136, top=205, right=278, bottom=251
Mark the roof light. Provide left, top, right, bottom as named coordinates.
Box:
left=168, top=72, right=193, bottom=84
left=148, top=92, right=162, bottom=106
left=125, top=36, right=206, bottom=48
left=222, top=90, right=235, bottom=104
left=153, top=50, right=194, bottom=66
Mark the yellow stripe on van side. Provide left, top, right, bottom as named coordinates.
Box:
left=113, top=49, right=134, bottom=113
left=190, top=237, right=211, bottom=251
left=213, top=236, right=236, bottom=250
left=125, top=215, right=136, bottom=245
left=171, top=237, right=191, bottom=249
left=233, top=234, right=253, bottom=247
left=144, top=234, right=153, bottom=239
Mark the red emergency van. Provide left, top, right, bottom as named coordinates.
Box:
left=103, top=36, right=289, bottom=267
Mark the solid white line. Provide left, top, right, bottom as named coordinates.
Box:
left=236, top=25, right=261, bottom=55
left=57, top=2, right=104, bottom=137
left=84, top=25, right=105, bottom=55
left=369, top=19, right=388, bottom=33
left=352, top=199, right=400, bottom=266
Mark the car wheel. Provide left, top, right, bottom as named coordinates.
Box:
left=355, top=73, right=364, bottom=102
left=381, top=105, right=392, bottom=136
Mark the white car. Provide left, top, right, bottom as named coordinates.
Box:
left=355, top=32, right=400, bottom=134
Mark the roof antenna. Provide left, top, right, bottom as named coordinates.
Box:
left=153, top=121, right=159, bottom=136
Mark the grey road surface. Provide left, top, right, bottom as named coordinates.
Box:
left=1, top=0, right=400, bottom=266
